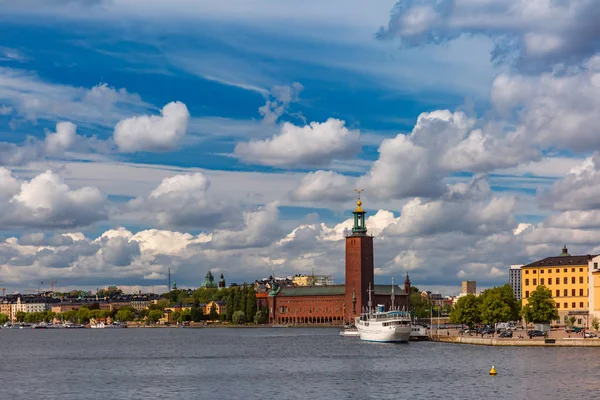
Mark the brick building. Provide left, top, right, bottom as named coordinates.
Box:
left=267, top=194, right=410, bottom=325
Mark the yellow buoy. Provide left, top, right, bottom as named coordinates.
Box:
left=489, top=366, right=497, bottom=376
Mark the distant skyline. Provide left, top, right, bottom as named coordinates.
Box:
left=0, top=1, right=599, bottom=296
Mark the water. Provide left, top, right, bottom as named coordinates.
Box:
left=1, top=327, right=598, bottom=399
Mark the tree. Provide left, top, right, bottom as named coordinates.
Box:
left=209, top=304, right=219, bottom=321
left=233, top=288, right=242, bottom=312
left=592, top=316, right=600, bottom=331
left=190, top=306, right=204, bottom=322
left=254, top=308, right=268, bottom=324
left=567, top=316, right=576, bottom=329
left=0, top=313, right=9, bottom=324
left=232, top=310, right=246, bottom=325
left=522, top=285, right=559, bottom=324
left=479, top=292, right=512, bottom=326
left=15, top=311, right=27, bottom=322
left=226, top=292, right=234, bottom=321
left=171, top=311, right=181, bottom=323
left=410, top=292, right=431, bottom=319
left=147, top=309, right=163, bottom=324
left=116, top=309, right=135, bottom=322
left=240, top=285, right=247, bottom=316
left=449, top=294, right=481, bottom=328
left=246, top=286, right=257, bottom=322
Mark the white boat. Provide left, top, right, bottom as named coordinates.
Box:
left=355, top=282, right=412, bottom=343
left=339, top=326, right=360, bottom=337
left=409, top=325, right=429, bottom=341
left=90, top=322, right=126, bottom=329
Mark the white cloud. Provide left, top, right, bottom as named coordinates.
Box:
left=0, top=168, right=107, bottom=228
left=125, top=172, right=238, bottom=229
left=0, top=121, right=112, bottom=166
left=289, top=170, right=355, bottom=202
left=0, top=68, right=145, bottom=126
left=211, top=202, right=281, bottom=249
left=491, top=60, right=600, bottom=152
left=234, top=118, right=361, bottom=167
left=540, top=154, right=600, bottom=211
left=113, top=101, right=190, bottom=152
left=259, top=82, right=303, bottom=124
left=377, top=0, right=600, bottom=71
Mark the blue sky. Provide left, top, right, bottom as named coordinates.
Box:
left=0, top=1, right=597, bottom=295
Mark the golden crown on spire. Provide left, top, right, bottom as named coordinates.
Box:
left=354, top=188, right=364, bottom=212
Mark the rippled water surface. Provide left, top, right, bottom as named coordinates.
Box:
left=1, top=327, right=598, bottom=399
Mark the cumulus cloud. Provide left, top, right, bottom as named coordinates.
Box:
left=211, top=202, right=281, bottom=249
left=288, top=170, right=355, bottom=202
left=234, top=118, right=361, bottom=167
left=0, top=168, right=107, bottom=229
left=351, top=110, right=533, bottom=201
left=259, top=82, right=304, bottom=124
left=491, top=59, right=600, bottom=152
left=125, top=172, right=238, bottom=229
left=540, top=154, right=600, bottom=211
left=377, top=0, right=600, bottom=71
left=0, top=69, right=145, bottom=126
left=113, top=101, right=190, bottom=152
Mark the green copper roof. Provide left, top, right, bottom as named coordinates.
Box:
left=278, top=285, right=345, bottom=296
left=373, top=284, right=406, bottom=295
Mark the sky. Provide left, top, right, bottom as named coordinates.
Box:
left=1, top=0, right=600, bottom=296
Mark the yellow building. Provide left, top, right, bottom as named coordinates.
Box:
left=588, top=255, right=600, bottom=321
left=521, top=246, right=592, bottom=325
left=204, top=301, right=226, bottom=317
left=293, top=275, right=313, bottom=286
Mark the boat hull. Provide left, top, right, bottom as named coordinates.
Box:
left=339, top=328, right=360, bottom=337
left=357, top=325, right=412, bottom=343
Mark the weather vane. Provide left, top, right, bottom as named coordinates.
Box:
left=354, top=188, right=364, bottom=200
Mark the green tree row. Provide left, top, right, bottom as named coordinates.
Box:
left=449, top=284, right=521, bottom=327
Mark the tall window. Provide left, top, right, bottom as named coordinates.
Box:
left=564, top=302, right=568, bottom=309
left=572, top=277, right=576, bottom=284
left=580, top=276, right=584, bottom=284
left=556, top=303, right=560, bottom=308
left=580, top=268, right=584, bottom=272
left=526, top=270, right=529, bottom=274
left=580, top=302, right=584, bottom=308
left=541, top=278, right=544, bottom=285
left=580, top=289, right=584, bottom=296
left=556, top=290, right=560, bottom=297
left=556, top=269, right=560, bottom=273
left=525, top=291, right=529, bottom=298
left=564, top=277, right=568, bottom=284
left=549, top=278, right=553, bottom=285
left=540, top=269, right=544, bottom=274
left=564, top=289, right=568, bottom=296
left=572, top=289, right=576, bottom=296
left=564, top=268, right=567, bottom=272
left=572, top=268, right=575, bottom=272
left=525, top=279, right=530, bottom=285
left=533, top=279, right=537, bottom=285
left=572, top=302, right=576, bottom=308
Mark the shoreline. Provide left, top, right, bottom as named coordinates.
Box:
left=126, top=324, right=343, bottom=329
left=431, top=335, right=600, bottom=347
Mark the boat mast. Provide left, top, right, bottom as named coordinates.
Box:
left=367, top=282, right=373, bottom=315
left=391, top=277, right=395, bottom=311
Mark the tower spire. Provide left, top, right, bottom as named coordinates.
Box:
left=351, top=189, right=367, bottom=235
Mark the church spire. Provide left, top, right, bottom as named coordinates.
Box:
left=351, top=189, right=367, bottom=235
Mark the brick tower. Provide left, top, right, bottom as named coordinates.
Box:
left=345, top=190, right=374, bottom=323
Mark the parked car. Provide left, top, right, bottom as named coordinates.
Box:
left=499, top=331, right=513, bottom=338
left=527, top=330, right=545, bottom=337
left=584, top=332, right=596, bottom=338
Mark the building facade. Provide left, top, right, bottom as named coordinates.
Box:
left=267, top=195, right=410, bottom=325
left=461, top=281, right=476, bottom=295
left=521, top=246, right=592, bottom=324
left=509, top=265, right=523, bottom=301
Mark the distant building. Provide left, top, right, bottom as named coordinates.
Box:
left=205, top=300, right=226, bottom=316
left=462, top=281, right=476, bottom=295
left=200, top=271, right=218, bottom=289
left=293, top=274, right=334, bottom=286
left=509, top=265, right=523, bottom=300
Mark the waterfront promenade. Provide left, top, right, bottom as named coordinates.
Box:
left=430, top=328, right=600, bottom=346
